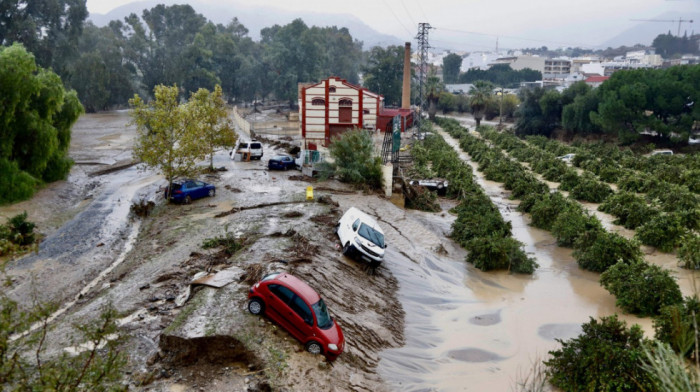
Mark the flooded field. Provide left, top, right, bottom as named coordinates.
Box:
left=2, top=111, right=695, bottom=391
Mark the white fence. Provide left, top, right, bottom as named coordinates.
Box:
left=232, top=106, right=252, bottom=139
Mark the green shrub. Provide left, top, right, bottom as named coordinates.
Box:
left=465, top=236, right=538, bottom=274
left=202, top=232, right=243, bottom=256
left=678, top=234, right=700, bottom=269
left=635, top=213, right=688, bottom=252
left=600, top=260, right=682, bottom=316
left=654, top=296, right=700, bottom=358
left=529, top=192, right=571, bottom=230
left=573, top=230, right=642, bottom=272
left=545, top=315, right=657, bottom=392
left=597, top=165, right=622, bottom=183
left=0, top=158, right=40, bottom=205
left=6, top=212, right=36, bottom=246
left=504, top=173, right=548, bottom=199
left=551, top=208, right=603, bottom=247
left=598, top=191, right=658, bottom=229
left=557, top=169, right=579, bottom=191
left=327, top=129, right=383, bottom=189
left=569, top=172, right=613, bottom=203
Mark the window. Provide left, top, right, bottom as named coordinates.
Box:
left=329, top=86, right=336, bottom=93
left=268, top=284, right=294, bottom=304
left=311, top=98, right=325, bottom=106
left=339, top=98, right=352, bottom=106
left=312, top=299, right=333, bottom=330
left=352, top=219, right=360, bottom=231
left=290, top=295, right=313, bottom=325
left=363, top=109, right=370, bottom=114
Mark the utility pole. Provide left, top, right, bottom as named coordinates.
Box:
left=416, top=22, right=432, bottom=129
left=497, top=88, right=504, bottom=127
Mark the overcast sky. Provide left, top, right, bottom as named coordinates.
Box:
left=87, top=0, right=699, bottom=49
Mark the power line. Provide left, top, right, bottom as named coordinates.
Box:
left=433, top=26, right=600, bottom=49
left=414, top=0, right=429, bottom=22
left=381, top=0, right=414, bottom=37
left=399, top=0, right=416, bottom=27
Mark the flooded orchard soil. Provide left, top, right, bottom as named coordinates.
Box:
left=3, top=111, right=695, bottom=391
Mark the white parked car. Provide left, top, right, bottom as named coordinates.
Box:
left=557, top=153, right=576, bottom=163
left=336, top=207, right=386, bottom=267
left=650, top=149, right=673, bottom=156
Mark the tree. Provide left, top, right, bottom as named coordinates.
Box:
left=442, top=53, right=462, bottom=84
left=591, top=66, right=699, bottom=144
left=325, top=129, right=383, bottom=189
left=189, top=85, right=236, bottom=170
left=468, top=81, right=494, bottom=127
left=130, top=85, right=207, bottom=200
left=545, top=315, right=658, bottom=392
left=515, top=87, right=551, bottom=136
left=363, top=45, right=405, bottom=107
left=425, top=70, right=444, bottom=120
left=0, top=0, right=88, bottom=78
left=459, top=64, right=541, bottom=88
left=0, top=43, right=83, bottom=204
left=0, top=293, right=126, bottom=390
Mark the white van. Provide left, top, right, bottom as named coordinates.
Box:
left=337, top=207, right=386, bottom=267
left=232, top=140, right=264, bottom=161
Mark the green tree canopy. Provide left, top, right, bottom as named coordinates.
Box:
left=591, top=66, right=699, bottom=144
left=189, top=85, right=237, bottom=169
left=468, top=80, right=494, bottom=127
left=0, top=43, right=83, bottom=204
left=442, top=53, right=462, bottom=84
left=363, top=45, right=406, bottom=107
left=130, top=84, right=208, bottom=199
left=458, top=64, right=541, bottom=88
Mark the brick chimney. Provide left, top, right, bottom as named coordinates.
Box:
left=402, top=42, right=411, bottom=110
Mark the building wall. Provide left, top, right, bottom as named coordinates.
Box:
left=511, top=55, right=545, bottom=73
left=299, top=77, right=382, bottom=147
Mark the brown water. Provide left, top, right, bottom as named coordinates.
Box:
left=373, top=129, right=692, bottom=391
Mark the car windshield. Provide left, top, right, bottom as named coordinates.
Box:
left=312, top=299, right=333, bottom=329
left=251, top=143, right=262, bottom=149
left=272, top=156, right=287, bottom=160
left=238, top=143, right=249, bottom=149
left=358, top=223, right=385, bottom=247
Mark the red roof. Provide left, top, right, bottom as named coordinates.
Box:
left=585, top=76, right=609, bottom=83
left=379, top=108, right=412, bottom=118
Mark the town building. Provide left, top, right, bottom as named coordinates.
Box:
left=298, top=76, right=413, bottom=148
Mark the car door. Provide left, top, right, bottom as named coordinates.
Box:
left=286, top=294, right=315, bottom=341
left=265, top=284, right=296, bottom=332
left=193, top=181, right=205, bottom=199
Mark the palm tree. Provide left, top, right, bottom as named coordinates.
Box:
left=425, top=70, right=444, bottom=121
left=469, top=80, right=494, bottom=127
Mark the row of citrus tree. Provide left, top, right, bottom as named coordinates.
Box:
left=475, top=127, right=699, bottom=263
left=435, top=117, right=700, bottom=391
left=409, top=122, right=537, bottom=274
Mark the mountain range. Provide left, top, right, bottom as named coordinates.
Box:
left=88, top=0, right=403, bottom=49
left=89, top=1, right=698, bottom=52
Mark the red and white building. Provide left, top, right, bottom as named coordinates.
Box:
left=298, top=77, right=383, bottom=147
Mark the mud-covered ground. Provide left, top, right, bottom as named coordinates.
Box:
left=4, top=110, right=696, bottom=392
left=2, top=111, right=406, bottom=391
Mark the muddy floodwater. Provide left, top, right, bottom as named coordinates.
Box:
left=2, top=111, right=696, bottom=391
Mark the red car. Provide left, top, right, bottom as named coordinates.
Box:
left=247, top=272, right=345, bottom=360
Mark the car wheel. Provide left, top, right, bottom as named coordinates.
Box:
left=248, top=298, right=264, bottom=315
left=305, top=341, right=323, bottom=356
left=342, top=242, right=352, bottom=256
left=184, top=195, right=192, bottom=204
left=208, top=188, right=215, bottom=197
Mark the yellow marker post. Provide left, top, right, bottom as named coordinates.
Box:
left=306, top=186, right=314, bottom=201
